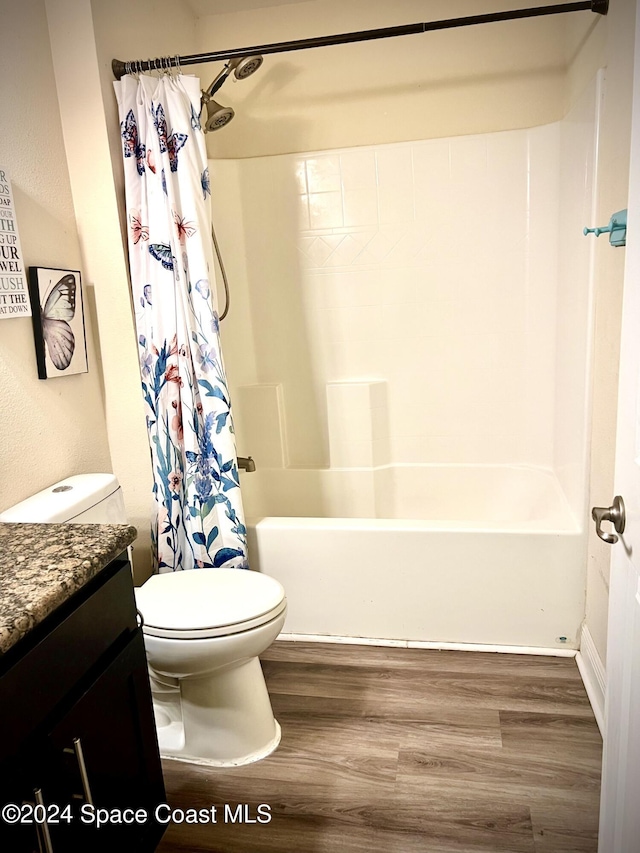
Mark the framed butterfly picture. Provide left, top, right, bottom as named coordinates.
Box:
left=28, top=267, right=88, bottom=380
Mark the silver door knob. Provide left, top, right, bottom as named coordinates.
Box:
left=592, top=495, right=626, bottom=544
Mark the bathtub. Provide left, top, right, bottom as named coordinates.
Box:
left=245, top=465, right=586, bottom=651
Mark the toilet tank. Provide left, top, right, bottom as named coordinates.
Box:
left=0, top=474, right=128, bottom=524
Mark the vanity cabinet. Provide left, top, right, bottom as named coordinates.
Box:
left=0, top=555, right=166, bottom=852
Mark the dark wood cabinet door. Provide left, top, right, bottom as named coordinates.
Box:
left=44, top=630, right=166, bottom=851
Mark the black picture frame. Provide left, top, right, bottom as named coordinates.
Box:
left=28, top=266, right=88, bottom=380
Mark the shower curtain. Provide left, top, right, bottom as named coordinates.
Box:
left=114, top=72, right=247, bottom=572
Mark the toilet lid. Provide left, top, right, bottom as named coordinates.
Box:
left=135, top=569, right=286, bottom=638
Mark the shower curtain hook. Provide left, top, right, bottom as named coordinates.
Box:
left=175, top=54, right=181, bottom=76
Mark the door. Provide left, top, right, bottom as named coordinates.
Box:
left=598, top=4, right=640, bottom=850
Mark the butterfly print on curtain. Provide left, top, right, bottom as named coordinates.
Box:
left=173, top=210, right=197, bottom=244
left=130, top=210, right=149, bottom=244
left=120, top=109, right=146, bottom=176
left=152, top=102, right=188, bottom=172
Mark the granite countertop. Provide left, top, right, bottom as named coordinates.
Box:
left=0, top=523, right=137, bottom=655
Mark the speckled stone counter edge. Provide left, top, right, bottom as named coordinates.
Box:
left=0, top=523, right=138, bottom=655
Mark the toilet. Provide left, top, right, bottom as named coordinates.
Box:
left=0, top=473, right=287, bottom=767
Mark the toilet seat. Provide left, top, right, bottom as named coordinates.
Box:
left=135, top=568, right=286, bottom=640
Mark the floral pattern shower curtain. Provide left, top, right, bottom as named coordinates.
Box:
left=114, top=72, right=247, bottom=572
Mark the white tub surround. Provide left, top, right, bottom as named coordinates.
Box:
left=215, top=75, right=602, bottom=652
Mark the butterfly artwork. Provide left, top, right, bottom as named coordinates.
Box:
left=28, top=267, right=88, bottom=380
left=151, top=102, right=188, bottom=172
left=173, top=209, right=197, bottom=244
left=120, top=109, right=146, bottom=176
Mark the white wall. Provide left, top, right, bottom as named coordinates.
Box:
left=0, top=0, right=112, bottom=512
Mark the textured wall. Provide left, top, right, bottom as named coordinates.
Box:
left=0, top=0, right=112, bottom=513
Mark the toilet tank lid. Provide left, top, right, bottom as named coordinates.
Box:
left=0, top=474, right=121, bottom=523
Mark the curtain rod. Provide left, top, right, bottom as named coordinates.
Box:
left=112, top=0, right=608, bottom=80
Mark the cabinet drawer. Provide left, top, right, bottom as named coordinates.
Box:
left=0, top=560, right=137, bottom=750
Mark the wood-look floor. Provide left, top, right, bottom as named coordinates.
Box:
left=156, top=641, right=602, bottom=853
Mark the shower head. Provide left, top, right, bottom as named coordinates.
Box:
left=201, top=54, right=263, bottom=133
left=202, top=96, right=235, bottom=132
left=229, top=55, right=263, bottom=79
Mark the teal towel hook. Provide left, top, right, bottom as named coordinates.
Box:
left=584, top=209, right=627, bottom=247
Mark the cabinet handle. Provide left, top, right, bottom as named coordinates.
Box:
left=64, top=737, right=94, bottom=806
left=33, top=789, right=53, bottom=853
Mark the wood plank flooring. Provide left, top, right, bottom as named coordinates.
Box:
left=156, top=641, right=602, bottom=853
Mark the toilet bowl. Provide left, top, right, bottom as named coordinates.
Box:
left=135, top=568, right=287, bottom=766
left=0, top=474, right=287, bottom=768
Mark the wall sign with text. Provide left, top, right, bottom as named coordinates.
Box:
left=0, top=166, right=31, bottom=319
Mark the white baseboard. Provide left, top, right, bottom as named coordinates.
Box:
left=575, top=623, right=606, bottom=736
left=277, top=632, right=577, bottom=657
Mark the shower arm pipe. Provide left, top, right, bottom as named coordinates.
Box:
left=112, top=0, right=607, bottom=79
